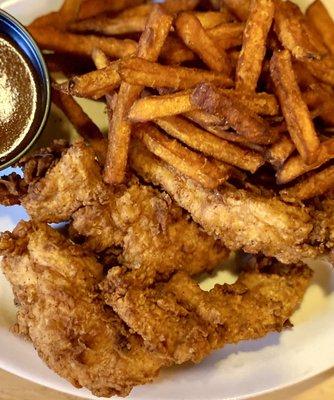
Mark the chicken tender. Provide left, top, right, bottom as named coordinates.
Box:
left=0, top=221, right=165, bottom=397
left=129, top=140, right=333, bottom=264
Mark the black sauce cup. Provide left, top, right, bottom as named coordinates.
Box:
left=0, top=9, right=50, bottom=170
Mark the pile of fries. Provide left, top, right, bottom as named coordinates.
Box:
left=29, top=0, right=334, bottom=202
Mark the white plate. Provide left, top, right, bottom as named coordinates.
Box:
left=0, top=0, right=334, bottom=399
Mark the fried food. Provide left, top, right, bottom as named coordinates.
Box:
left=270, top=50, right=320, bottom=164
left=102, top=259, right=312, bottom=363
left=0, top=221, right=165, bottom=397
left=207, top=22, right=244, bottom=49
left=236, top=0, right=274, bottom=92
left=266, top=135, right=295, bottom=169
left=105, top=5, right=173, bottom=184
left=129, top=140, right=333, bottom=263
left=77, top=0, right=146, bottom=20
left=222, top=0, right=250, bottom=21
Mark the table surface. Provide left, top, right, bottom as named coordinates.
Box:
left=0, top=367, right=333, bottom=400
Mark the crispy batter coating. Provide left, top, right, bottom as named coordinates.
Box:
left=102, top=261, right=312, bottom=364
left=129, top=140, right=333, bottom=264
left=0, top=222, right=165, bottom=397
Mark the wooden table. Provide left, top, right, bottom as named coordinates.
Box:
left=0, top=367, right=333, bottom=400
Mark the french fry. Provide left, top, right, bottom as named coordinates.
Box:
left=155, top=115, right=264, bottom=172
left=129, top=91, right=195, bottom=122
left=266, top=135, right=295, bottom=169
left=191, top=83, right=279, bottom=145
left=28, top=12, right=63, bottom=29
left=105, top=5, right=173, bottom=184
left=280, top=165, right=334, bottom=202
left=60, top=0, right=82, bottom=23
left=236, top=0, right=274, bottom=92
left=306, top=0, right=334, bottom=56
left=207, top=22, right=244, bottom=50
left=77, top=0, right=146, bottom=20
left=55, top=62, right=120, bottom=100
left=274, top=0, right=326, bottom=61
left=135, top=123, right=229, bottom=189
left=175, top=12, right=231, bottom=74
left=91, top=48, right=109, bottom=70
left=277, top=138, right=334, bottom=184
left=222, top=0, right=250, bottom=21
left=303, top=85, right=334, bottom=126
left=270, top=50, right=320, bottom=165
left=293, top=60, right=318, bottom=89
left=69, top=15, right=147, bottom=36
left=119, top=58, right=233, bottom=89
left=51, top=87, right=103, bottom=141
left=28, top=26, right=137, bottom=58
left=194, top=11, right=233, bottom=28
left=304, top=56, right=334, bottom=87
left=160, top=36, right=196, bottom=64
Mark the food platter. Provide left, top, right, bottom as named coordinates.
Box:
left=0, top=0, right=334, bottom=399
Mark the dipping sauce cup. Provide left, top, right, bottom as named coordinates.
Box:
left=0, top=9, right=50, bottom=170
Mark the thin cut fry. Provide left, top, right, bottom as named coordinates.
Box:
left=69, top=15, right=147, bottom=36
left=91, top=48, right=109, bottom=70
left=274, top=0, right=326, bottom=61
left=28, top=12, right=63, bottom=29
left=222, top=0, right=250, bottom=21
left=176, top=12, right=231, bottom=74
left=155, top=115, right=264, bottom=172
left=28, top=26, right=137, bottom=58
left=77, top=0, right=145, bottom=20
left=270, top=50, right=320, bottom=164
left=293, top=60, right=318, bottom=89
left=303, top=86, right=334, bottom=126
left=207, top=22, right=245, bottom=50
left=305, top=56, right=334, bottom=87
left=129, top=91, right=195, bottom=122
left=280, top=166, right=334, bottom=202
left=105, top=5, right=173, bottom=184
left=236, top=0, right=274, bottom=92
left=277, top=138, right=334, bottom=184
left=51, top=87, right=103, bottom=141
left=55, top=62, right=120, bottom=100
left=266, top=135, right=295, bottom=169
left=135, top=123, right=229, bottom=189
left=119, top=58, right=233, bottom=89
left=194, top=11, right=233, bottom=28
left=191, top=83, right=279, bottom=145
left=60, top=0, right=82, bottom=23
left=306, top=0, right=334, bottom=55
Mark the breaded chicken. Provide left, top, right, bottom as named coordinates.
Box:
left=0, top=142, right=228, bottom=283
left=102, top=260, right=312, bottom=364
left=129, top=140, right=334, bottom=264
left=0, top=221, right=165, bottom=397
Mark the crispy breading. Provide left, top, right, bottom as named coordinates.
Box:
left=129, top=140, right=331, bottom=264
left=102, top=260, right=312, bottom=364
left=0, top=222, right=165, bottom=397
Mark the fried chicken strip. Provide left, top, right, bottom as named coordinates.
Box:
left=129, top=140, right=332, bottom=264
left=0, top=221, right=165, bottom=397
left=102, top=259, right=312, bottom=364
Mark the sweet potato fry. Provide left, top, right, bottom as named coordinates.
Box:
left=222, top=0, right=250, bottom=21
left=77, top=0, right=145, bottom=20
left=207, top=22, right=244, bottom=50
left=236, top=0, right=274, bottom=92
left=55, top=62, right=120, bottom=100
left=175, top=12, right=231, bottom=74
left=155, top=116, right=264, bottom=172
left=28, top=26, right=137, bottom=58
left=277, top=138, right=334, bottom=184
left=160, top=36, right=196, bottom=64
left=306, top=0, right=334, bottom=56
left=274, top=0, right=326, bottom=61
left=129, top=91, right=195, bottom=122
left=60, top=0, right=82, bottom=23
left=105, top=5, right=173, bottom=184
left=135, top=123, right=229, bottom=189
left=119, top=58, right=233, bottom=89
left=191, top=83, right=279, bottom=145
left=194, top=11, right=233, bottom=28
left=266, top=135, right=295, bottom=169
left=270, top=50, right=320, bottom=164
left=280, top=165, right=334, bottom=202
left=69, top=15, right=147, bottom=35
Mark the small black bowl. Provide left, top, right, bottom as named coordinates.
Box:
left=0, top=9, right=50, bottom=170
